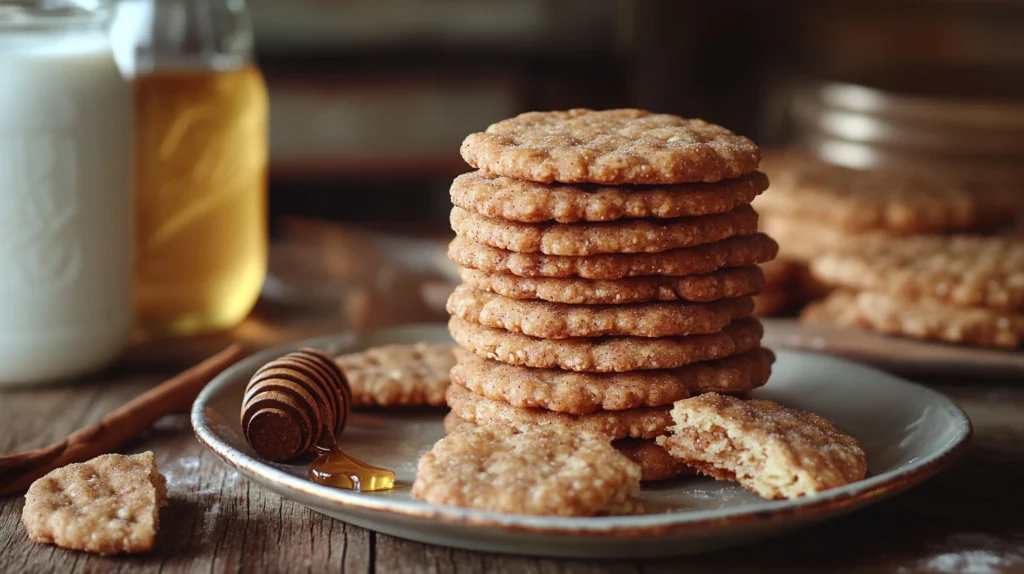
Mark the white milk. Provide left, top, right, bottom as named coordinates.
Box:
left=0, top=14, right=134, bottom=386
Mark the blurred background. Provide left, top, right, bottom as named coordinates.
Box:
left=254, top=0, right=1024, bottom=225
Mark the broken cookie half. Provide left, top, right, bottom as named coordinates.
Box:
left=22, top=451, right=168, bottom=555
left=657, top=394, right=867, bottom=499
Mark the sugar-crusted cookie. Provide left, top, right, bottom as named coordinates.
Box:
left=448, top=234, right=778, bottom=280
left=657, top=394, right=867, bottom=499
left=449, top=316, right=763, bottom=372
left=411, top=425, right=641, bottom=516
left=756, top=150, right=1016, bottom=234
left=460, top=109, right=761, bottom=184
left=450, top=347, right=774, bottom=414
left=459, top=266, right=765, bottom=305
left=447, top=384, right=673, bottom=440
left=441, top=413, right=693, bottom=482
left=450, top=170, right=768, bottom=223
left=447, top=284, right=754, bottom=339
left=22, top=452, right=168, bottom=555
left=335, top=343, right=456, bottom=407
left=810, top=235, right=1024, bottom=312
left=801, top=290, right=1024, bottom=348
left=450, top=204, right=759, bottom=255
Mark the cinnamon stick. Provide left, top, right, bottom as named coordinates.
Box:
left=0, top=344, right=247, bottom=496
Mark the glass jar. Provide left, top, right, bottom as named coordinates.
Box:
left=0, top=1, right=134, bottom=386
left=120, top=0, right=268, bottom=337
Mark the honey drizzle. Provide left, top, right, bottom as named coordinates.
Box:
left=307, top=437, right=395, bottom=492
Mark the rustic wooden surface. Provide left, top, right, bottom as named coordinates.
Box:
left=2, top=350, right=1023, bottom=574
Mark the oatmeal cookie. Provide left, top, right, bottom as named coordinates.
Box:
left=450, top=170, right=768, bottom=223
left=461, top=109, right=761, bottom=184
left=22, top=452, right=168, bottom=555
left=446, top=284, right=754, bottom=339
left=450, top=204, right=759, bottom=255
left=449, top=347, right=774, bottom=414
left=448, top=234, right=778, bottom=280
left=335, top=343, right=456, bottom=407
left=459, top=266, right=766, bottom=305
left=809, top=235, right=1024, bottom=312
left=411, top=425, right=641, bottom=516
left=447, top=384, right=673, bottom=441
left=657, top=393, right=867, bottom=499
left=448, top=316, right=764, bottom=372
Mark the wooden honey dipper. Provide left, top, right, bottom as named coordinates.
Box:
left=241, top=348, right=353, bottom=462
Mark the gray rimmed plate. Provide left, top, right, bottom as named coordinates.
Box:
left=191, top=323, right=971, bottom=558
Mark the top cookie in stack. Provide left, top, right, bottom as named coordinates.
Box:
left=444, top=109, right=779, bottom=481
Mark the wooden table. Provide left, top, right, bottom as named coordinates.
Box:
left=2, top=329, right=1023, bottom=574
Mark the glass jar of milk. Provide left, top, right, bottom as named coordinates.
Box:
left=0, top=1, right=133, bottom=386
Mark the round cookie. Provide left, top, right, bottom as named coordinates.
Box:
left=449, top=204, right=759, bottom=255
left=442, top=413, right=693, bottom=482
left=411, top=424, right=641, bottom=516
left=760, top=215, right=889, bottom=264
left=450, top=170, right=769, bottom=223
left=756, top=150, right=1016, bottom=234
left=446, top=284, right=754, bottom=339
left=447, top=384, right=674, bottom=440
left=448, top=233, right=778, bottom=280
left=657, top=393, right=867, bottom=499
left=449, top=347, right=775, bottom=414
left=809, top=235, right=1024, bottom=312
left=460, top=109, right=761, bottom=184
left=801, top=290, right=1024, bottom=348
left=459, top=266, right=766, bottom=305
left=448, top=316, right=764, bottom=372
left=335, top=343, right=456, bottom=407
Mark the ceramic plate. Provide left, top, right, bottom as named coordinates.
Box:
left=192, top=324, right=971, bottom=558
left=763, top=318, right=1024, bottom=378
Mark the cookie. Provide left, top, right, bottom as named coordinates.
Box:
left=411, top=424, right=641, bottom=516
left=447, top=284, right=754, bottom=339
left=441, top=414, right=692, bottom=482
left=449, top=316, right=763, bottom=372
left=450, top=170, right=769, bottom=223
left=450, top=347, right=774, bottom=414
left=335, top=343, right=457, bottom=407
left=460, top=109, right=761, bottom=184
left=450, top=204, right=759, bottom=255
left=755, top=150, right=1016, bottom=234
left=22, top=452, right=168, bottom=555
left=657, top=393, right=867, bottom=499
left=459, top=266, right=765, bottom=305
left=809, top=235, right=1024, bottom=312
left=447, top=384, right=673, bottom=440
left=801, top=290, right=1024, bottom=348
left=448, top=233, right=778, bottom=280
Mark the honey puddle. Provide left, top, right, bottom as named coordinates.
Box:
left=307, top=440, right=395, bottom=492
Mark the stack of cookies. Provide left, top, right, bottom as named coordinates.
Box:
left=442, top=109, right=779, bottom=482
left=803, top=235, right=1024, bottom=348
left=752, top=150, right=1018, bottom=314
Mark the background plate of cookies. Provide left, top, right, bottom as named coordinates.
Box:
left=192, top=323, right=970, bottom=559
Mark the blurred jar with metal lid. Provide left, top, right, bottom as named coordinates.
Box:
left=0, top=0, right=133, bottom=386
left=115, top=0, right=269, bottom=337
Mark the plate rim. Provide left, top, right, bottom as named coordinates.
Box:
left=191, top=323, right=972, bottom=537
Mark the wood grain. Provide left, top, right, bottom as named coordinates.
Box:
left=1, top=371, right=1023, bottom=573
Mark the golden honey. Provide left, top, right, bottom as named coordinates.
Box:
left=133, top=66, right=268, bottom=336
left=308, top=444, right=396, bottom=492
